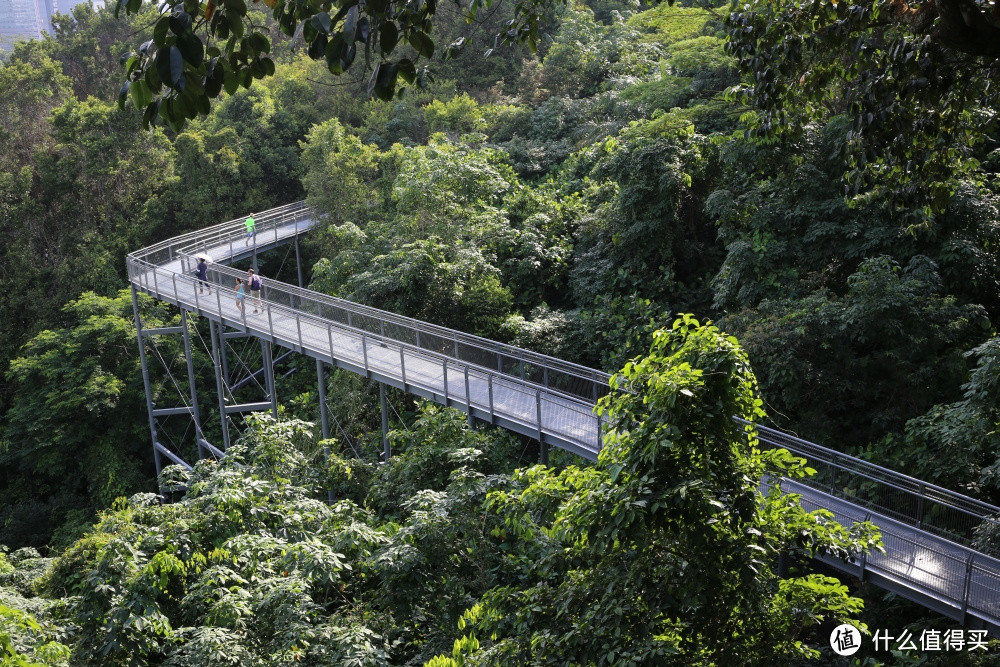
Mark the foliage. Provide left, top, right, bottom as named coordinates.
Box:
left=861, top=335, right=1000, bottom=505
left=724, top=256, right=988, bottom=446
left=0, top=0, right=996, bottom=655
left=725, top=0, right=1000, bottom=222
left=366, top=405, right=521, bottom=520
left=0, top=290, right=180, bottom=548
left=565, top=119, right=722, bottom=309
left=300, top=118, right=384, bottom=225
left=47, top=416, right=392, bottom=666
left=429, top=315, right=878, bottom=664
left=112, top=0, right=552, bottom=130
left=0, top=549, right=70, bottom=667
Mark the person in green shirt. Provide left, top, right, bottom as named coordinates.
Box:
left=245, top=215, right=256, bottom=246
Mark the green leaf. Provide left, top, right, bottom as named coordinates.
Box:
left=356, top=17, right=370, bottom=42
left=340, top=44, right=356, bottom=70
left=324, top=34, right=345, bottom=73
left=142, top=99, right=158, bottom=128
left=342, top=6, right=358, bottom=44
left=153, top=16, right=170, bottom=46
left=370, top=61, right=398, bottom=100
left=118, top=81, right=130, bottom=110
left=379, top=22, right=398, bottom=55
left=407, top=30, right=433, bottom=58
left=223, top=69, right=240, bottom=95
left=397, top=57, right=415, bottom=84
left=129, top=79, right=147, bottom=108
left=178, top=32, right=204, bottom=67
left=308, top=33, right=327, bottom=60
left=311, top=11, right=331, bottom=34
left=249, top=32, right=270, bottom=54
left=169, top=10, right=192, bottom=35
left=155, top=45, right=185, bottom=88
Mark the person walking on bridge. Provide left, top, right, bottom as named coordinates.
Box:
left=245, top=215, right=256, bottom=246
left=247, top=268, right=263, bottom=314
left=196, top=256, right=211, bottom=295
left=234, top=278, right=246, bottom=314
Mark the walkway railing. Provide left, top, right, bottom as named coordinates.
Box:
left=133, top=201, right=311, bottom=270
left=743, top=419, right=1000, bottom=547
left=129, top=202, right=611, bottom=408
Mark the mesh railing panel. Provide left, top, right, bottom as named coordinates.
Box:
left=771, top=478, right=1000, bottom=627
left=745, top=419, right=1000, bottom=547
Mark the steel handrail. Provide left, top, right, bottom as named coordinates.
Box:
left=129, top=202, right=1000, bottom=630
left=748, top=420, right=1000, bottom=519
left=192, top=259, right=610, bottom=392
left=129, top=202, right=308, bottom=260
left=129, top=201, right=609, bottom=403
left=141, top=257, right=597, bottom=415
left=778, top=477, right=1000, bottom=629
left=742, top=419, right=1000, bottom=547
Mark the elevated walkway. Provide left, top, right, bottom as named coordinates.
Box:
left=128, top=201, right=1000, bottom=635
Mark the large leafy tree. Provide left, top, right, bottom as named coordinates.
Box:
left=432, top=315, right=881, bottom=665
left=726, top=0, right=1000, bottom=221
left=0, top=291, right=175, bottom=549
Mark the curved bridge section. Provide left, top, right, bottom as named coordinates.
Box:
left=127, top=202, right=608, bottom=463
left=128, top=202, right=1000, bottom=635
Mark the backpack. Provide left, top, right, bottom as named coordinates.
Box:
left=250, top=275, right=262, bottom=290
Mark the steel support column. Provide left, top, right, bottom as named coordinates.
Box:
left=262, top=340, right=278, bottom=416
left=252, top=230, right=259, bottom=272
left=295, top=237, right=305, bottom=289
left=380, top=383, right=390, bottom=462
left=219, top=324, right=231, bottom=389
left=209, top=319, right=231, bottom=450
left=465, top=366, right=476, bottom=429
left=181, top=310, right=205, bottom=458
left=131, top=286, right=163, bottom=475
left=316, top=359, right=330, bottom=440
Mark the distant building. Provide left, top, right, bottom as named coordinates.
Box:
left=0, top=0, right=48, bottom=47
left=0, top=0, right=98, bottom=50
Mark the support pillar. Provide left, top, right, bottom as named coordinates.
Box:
left=131, top=286, right=163, bottom=476
left=464, top=366, right=476, bottom=429
left=219, top=326, right=231, bottom=389
left=262, top=340, right=278, bottom=417
left=181, top=310, right=205, bottom=459
left=316, top=359, right=330, bottom=440
left=209, top=319, right=231, bottom=450
left=252, top=228, right=259, bottom=272
left=540, top=441, right=549, bottom=466
left=380, top=383, right=390, bottom=462
left=295, top=237, right=305, bottom=289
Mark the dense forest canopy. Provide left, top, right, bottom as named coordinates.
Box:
left=727, top=0, right=1000, bottom=222
left=0, top=0, right=999, bottom=663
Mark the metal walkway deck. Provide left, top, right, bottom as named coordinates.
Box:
left=128, top=201, right=1000, bottom=635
